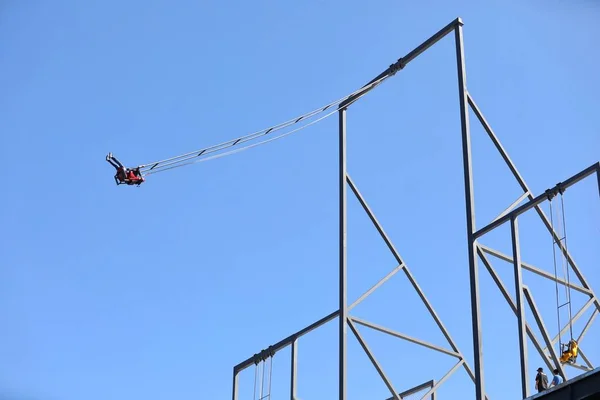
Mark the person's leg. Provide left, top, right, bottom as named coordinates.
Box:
left=107, top=158, right=119, bottom=169
left=110, top=156, right=124, bottom=169
left=106, top=154, right=122, bottom=170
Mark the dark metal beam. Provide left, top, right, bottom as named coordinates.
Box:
left=469, top=91, right=600, bottom=333
left=474, top=163, right=599, bottom=239
left=233, top=310, right=338, bottom=374
left=455, top=21, right=485, bottom=400
left=350, top=316, right=461, bottom=358
left=339, top=18, right=462, bottom=108
left=467, top=93, right=529, bottom=193
left=346, top=174, right=404, bottom=267
left=512, top=216, right=529, bottom=398
left=338, top=107, right=348, bottom=400
left=597, top=167, right=600, bottom=199
left=478, top=245, right=593, bottom=296
left=231, top=369, right=239, bottom=400
left=291, top=339, right=298, bottom=400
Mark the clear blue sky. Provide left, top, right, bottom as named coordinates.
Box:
left=1, top=1, right=599, bottom=399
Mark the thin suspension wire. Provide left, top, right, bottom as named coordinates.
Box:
left=142, top=75, right=385, bottom=176
left=141, top=76, right=389, bottom=174
left=144, top=101, right=337, bottom=175
left=139, top=74, right=389, bottom=170
left=253, top=362, right=259, bottom=400
left=267, top=356, right=273, bottom=399
left=260, top=359, right=265, bottom=400
left=550, top=200, right=562, bottom=351
left=138, top=73, right=391, bottom=175
left=555, top=197, right=571, bottom=340
left=560, top=194, right=574, bottom=340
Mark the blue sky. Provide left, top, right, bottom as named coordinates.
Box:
left=1, top=1, right=599, bottom=399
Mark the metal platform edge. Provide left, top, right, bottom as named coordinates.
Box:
left=526, top=367, right=600, bottom=400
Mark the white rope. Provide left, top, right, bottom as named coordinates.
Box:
left=138, top=73, right=391, bottom=175
left=143, top=100, right=340, bottom=175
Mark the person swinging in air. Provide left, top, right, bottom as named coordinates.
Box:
left=106, top=153, right=145, bottom=186
left=559, top=339, right=578, bottom=364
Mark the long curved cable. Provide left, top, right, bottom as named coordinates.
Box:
left=142, top=75, right=384, bottom=176
left=140, top=74, right=389, bottom=170
left=138, top=73, right=391, bottom=175
left=143, top=101, right=338, bottom=175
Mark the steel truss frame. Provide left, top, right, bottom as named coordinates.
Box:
left=230, top=16, right=600, bottom=400
left=473, top=163, right=600, bottom=399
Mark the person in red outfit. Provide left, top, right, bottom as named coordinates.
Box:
left=106, top=153, right=145, bottom=186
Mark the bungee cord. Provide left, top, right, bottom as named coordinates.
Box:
left=136, top=72, right=392, bottom=177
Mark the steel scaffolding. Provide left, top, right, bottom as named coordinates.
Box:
left=230, top=17, right=600, bottom=400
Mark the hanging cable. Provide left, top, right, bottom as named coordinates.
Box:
left=260, top=358, right=265, bottom=400
left=266, top=356, right=273, bottom=399
left=143, top=98, right=343, bottom=176
left=136, top=73, right=392, bottom=177
left=253, top=361, right=259, bottom=400
left=559, top=192, right=574, bottom=340
left=548, top=184, right=579, bottom=365
left=549, top=198, right=562, bottom=353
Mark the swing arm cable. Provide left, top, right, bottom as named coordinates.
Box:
left=560, top=192, right=575, bottom=340
left=253, top=361, right=259, bottom=400
left=549, top=198, right=563, bottom=353
left=137, top=73, right=391, bottom=176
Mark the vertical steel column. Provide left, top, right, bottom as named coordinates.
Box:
left=338, top=107, right=348, bottom=400
left=454, top=21, right=485, bottom=400
left=511, top=216, right=528, bottom=398
left=597, top=168, right=600, bottom=198
left=232, top=369, right=239, bottom=400
left=291, top=339, right=298, bottom=400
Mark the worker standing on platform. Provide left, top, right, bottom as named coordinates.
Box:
left=550, top=369, right=563, bottom=387
left=535, top=367, right=548, bottom=392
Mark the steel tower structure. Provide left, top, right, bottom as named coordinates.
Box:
left=230, top=17, right=600, bottom=400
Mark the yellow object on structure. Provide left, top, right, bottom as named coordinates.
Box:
left=560, top=339, right=578, bottom=363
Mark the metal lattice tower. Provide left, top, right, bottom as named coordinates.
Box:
left=230, top=17, right=600, bottom=400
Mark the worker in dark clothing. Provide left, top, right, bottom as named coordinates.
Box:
left=106, top=153, right=145, bottom=186
left=535, top=367, right=548, bottom=393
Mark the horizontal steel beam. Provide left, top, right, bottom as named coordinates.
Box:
left=233, top=310, right=339, bottom=373
left=478, top=244, right=593, bottom=296
left=350, top=316, right=462, bottom=358
left=339, top=17, right=462, bottom=108
left=393, top=380, right=434, bottom=400
left=474, top=162, right=599, bottom=239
